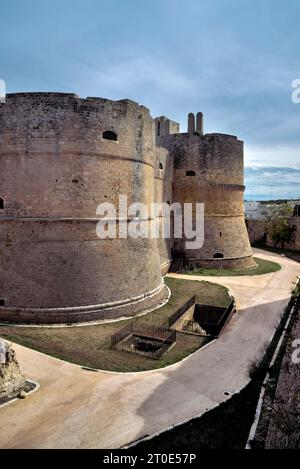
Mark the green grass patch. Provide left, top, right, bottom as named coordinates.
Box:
left=0, top=277, right=230, bottom=373
left=184, top=257, right=281, bottom=277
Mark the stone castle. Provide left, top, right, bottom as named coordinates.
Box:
left=0, top=93, right=253, bottom=324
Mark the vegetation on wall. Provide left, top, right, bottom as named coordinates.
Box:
left=267, top=218, right=296, bottom=248
left=260, top=204, right=293, bottom=220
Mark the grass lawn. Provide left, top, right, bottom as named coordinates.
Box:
left=0, top=277, right=231, bottom=372
left=184, top=257, right=281, bottom=277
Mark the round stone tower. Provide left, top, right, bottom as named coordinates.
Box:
left=155, top=113, right=254, bottom=269
left=154, top=145, right=174, bottom=275
left=0, top=93, right=166, bottom=323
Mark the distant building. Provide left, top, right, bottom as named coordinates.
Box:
left=244, top=201, right=267, bottom=220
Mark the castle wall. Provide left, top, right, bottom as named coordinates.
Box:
left=154, top=145, right=174, bottom=274
left=155, top=116, right=179, bottom=138
left=246, top=218, right=267, bottom=244
left=0, top=93, right=165, bottom=323
left=0, top=340, right=26, bottom=399
left=158, top=131, right=254, bottom=269
left=0, top=94, right=156, bottom=217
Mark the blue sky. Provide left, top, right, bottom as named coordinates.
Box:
left=1, top=0, right=300, bottom=200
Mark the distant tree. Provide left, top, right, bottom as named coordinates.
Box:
left=267, top=218, right=295, bottom=248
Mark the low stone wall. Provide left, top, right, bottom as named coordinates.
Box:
left=0, top=283, right=168, bottom=325
left=246, top=219, right=267, bottom=244
left=246, top=217, right=300, bottom=252
left=0, top=340, right=26, bottom=399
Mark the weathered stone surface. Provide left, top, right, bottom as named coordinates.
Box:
left=156, top=117, right=254, bottom=269
left=0, top=339, right=26, bottom=399
left=246, top=217, right=300, bottom=251
left=196, top=112, right=204, bottom=135
left=0, top=94, right=253, bottom=324
left=0, top=93, right=165, bottom=323
left=187, top=112, right=195, bottom=134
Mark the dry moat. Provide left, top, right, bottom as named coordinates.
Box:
left=0, top=277, right=231, bottom=372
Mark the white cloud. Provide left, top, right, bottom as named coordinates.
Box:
left=244, top=165, right=300, bottom=200
left=245, top=143, right=300, bottom=169
left=80, top=55, right=196, bottom=97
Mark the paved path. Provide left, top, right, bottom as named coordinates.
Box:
left=0, top=249, right=299, bottom=449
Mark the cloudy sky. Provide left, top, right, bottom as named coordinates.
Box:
left=1, top=0, right=299, bottom=199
